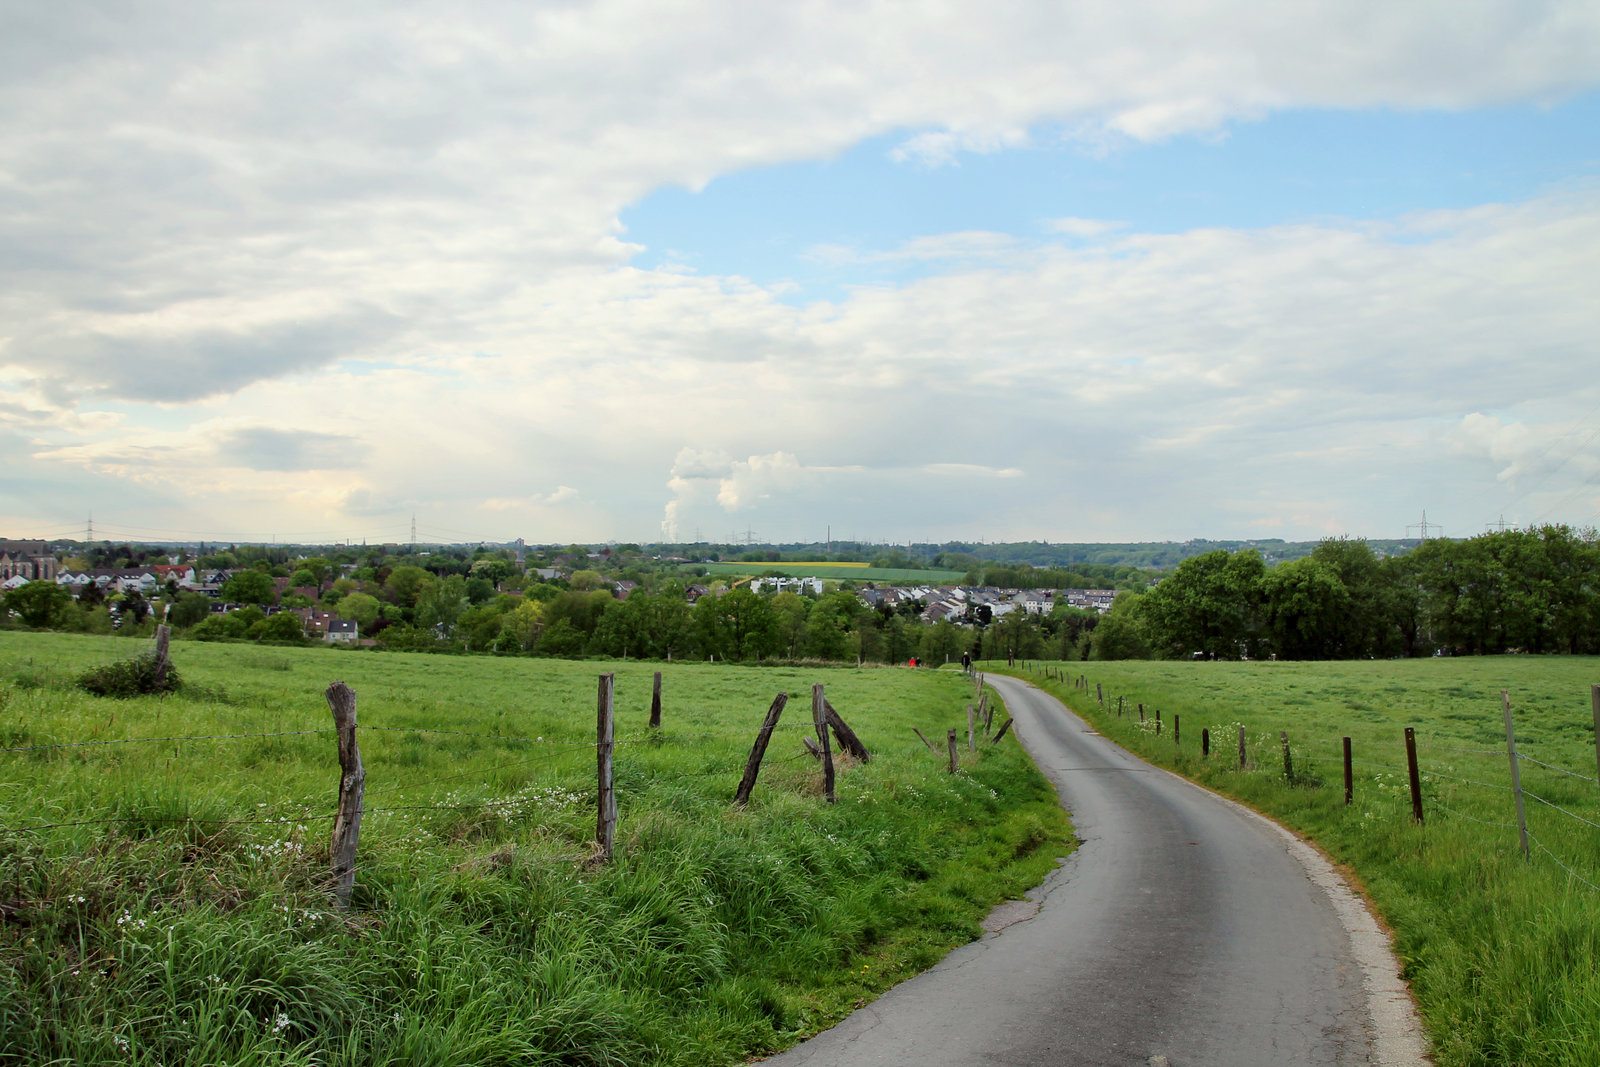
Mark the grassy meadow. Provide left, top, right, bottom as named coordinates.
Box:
left=0, top=631, right=1071, bottom=1066
left=988, top=655, right=1600, bottom=1067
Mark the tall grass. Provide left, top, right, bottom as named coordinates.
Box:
left=0, top=633, right=1069, bottom=1065
left=996, top=656, right=1600, bottom=1067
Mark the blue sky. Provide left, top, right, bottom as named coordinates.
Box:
left=624, top=96, right=1600, bottom=302
left=3, top=1, right=1600, bottom=546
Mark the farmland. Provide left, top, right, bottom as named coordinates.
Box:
left=0, top=632, right=1070, bottom=1066
left=991, top=655, right=1600, bottom=1067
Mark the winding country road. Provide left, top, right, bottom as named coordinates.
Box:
left=763, top=674, right=1429, bottom=1067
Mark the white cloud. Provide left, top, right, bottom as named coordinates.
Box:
left=6, top=3, right=1600, bottom=541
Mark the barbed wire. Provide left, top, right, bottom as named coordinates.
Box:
left=1413, top=768, right=1513, bottom=791
left=1522, top=789, right=1600, bottom=831
left=1415, top=744, right=1506, bottom=757
left=1427, top=796, right=1519, bottom=829
left=1, top=729, right=339, bottom=754
left=17, top=807, right=335, bottom=832
left=1515, top=752, right=1598, bottom=783
left=0, top=720, right=815, bottom=758
left=1529, top=833, right=1600, bottom=894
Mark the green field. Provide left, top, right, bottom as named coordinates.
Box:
left=989, top=656, right=1600, bottom=1067
left=689, top=563, right=964, bottom=584
left=0, top=632, right=1070, bottom=1065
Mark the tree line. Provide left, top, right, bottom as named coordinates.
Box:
left=1088, top=526, right=1600, bottom=660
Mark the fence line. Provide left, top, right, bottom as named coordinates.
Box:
left=1529, top=834, right=1600, bottom=894
left=1037, top=668, right=1600, bottom=897
left=1521, top=789, right=1600, bottom=831
left=1515, top=752, right=1599, bottom=783
left=2, top=729, right=340, bottom=753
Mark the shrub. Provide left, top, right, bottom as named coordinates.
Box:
left=76, top=652, right=182, bottom=698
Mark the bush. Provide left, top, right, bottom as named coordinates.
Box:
left=76, top=652, right=182, bottom=698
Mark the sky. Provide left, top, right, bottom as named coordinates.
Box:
left=3, top=0, right=1600, bottom=548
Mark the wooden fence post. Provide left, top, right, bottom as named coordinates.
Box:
left=1591, top=684, right=1600, bottom=797
left=1343, top=737, right=1353, bottom=805
left=325, top=681, right=364, bottom=908
left=1173, top=715, right=1180, bottom=746
left=1138, top=702, right=1145, bottom=722
left=912, top=727, right=939, bottom=753
left=650, top=671, right=663, bottom=730
left=1116, top=696, right=1123, bottom=717
left=734, top=692, right=788, bottom=806
left=1503, top=693, right=1529, bottom=858
left=1238, top=725, right=1247, bottom=770
left=152, top=624, right=171, bottom=689
left=596, top=673, right=617, bottom=862
left=813, top=684, right=834, bottom=802
left=1096, top=683, right=1103, bottom=706
left=1280, top=730, right=1294, bottom=783
left=993, top=718, right=1013, bottom=743
left=1403, top=726, right=1423, bottom=825
left=1202, top=727, right=1210, bottom=757
left=947, top=728, right=959, bottom=773
left=1154, top=709, right=1161, bottom=736
left=823, top=700, right=871, bottom=762
left=967, top=704, right=976, bottom=752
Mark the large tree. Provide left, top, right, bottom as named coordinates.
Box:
left=3, top=582, right=73, bottom=628
left=221, top=569, right=277, bottom=606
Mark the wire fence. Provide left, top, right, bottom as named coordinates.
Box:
left=1035, top=666, right=1600, bottom=896
left=2, top=649, right=994, bottom=914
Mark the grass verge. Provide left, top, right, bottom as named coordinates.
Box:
left=0, top=632, right=1070, bottom=1065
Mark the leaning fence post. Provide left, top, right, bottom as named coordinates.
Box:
left=1591, top=684, right=1600, bottom=797
left=1503, top=693, right=1529, bottom=858
left=912, top=727, right=938, bottom=753
left=993, top=717, right=1013, bottom=743
left=325, top=681, right=364, bottom=908
left=1281, top=730, right=1294, bottom=783
left=1404, top=726, right=1423, bottom=826
left=813, top=684, right=835, bottom=802
left=947, top=728, right=959, bottom=773
left=649, top=671, right=663, bottom=730
left=1238, top=725, right=1247, bottom=770
left=823, top=700, right=871, bottom=762
left=596, top=673, right=617, bottom=862
left=734, top=692, right=788, bottom=806
left=1343, top=737, right=1353, bottom=805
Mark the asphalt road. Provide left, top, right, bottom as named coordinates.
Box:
left=762, top=673, right=1428, bottom=1067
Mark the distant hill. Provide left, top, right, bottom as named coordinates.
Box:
left=922, top=538, right=1424, bottom=570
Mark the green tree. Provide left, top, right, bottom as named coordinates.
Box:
left=168, top=592, right=212, bottom=629
left=802, top=593, right=856, bottom=661
left=337, top=592, right=383, bottom=629
left=3, top=582, right=74, bottom=628
left=922, top=619, right=963, bottom=664
left=692, top=588, right=779, bottom=661
left=1262, top=558, right=1350, bottom=659
left=1090, top=593, right=1150, bottom=660
left=258, top=612, right=308, bottom=643
left=221, top=570, right=277, bottom=606
left=1141, top=549, right=1265, bottom=659
left=382, top=565, right=435, bottom=610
